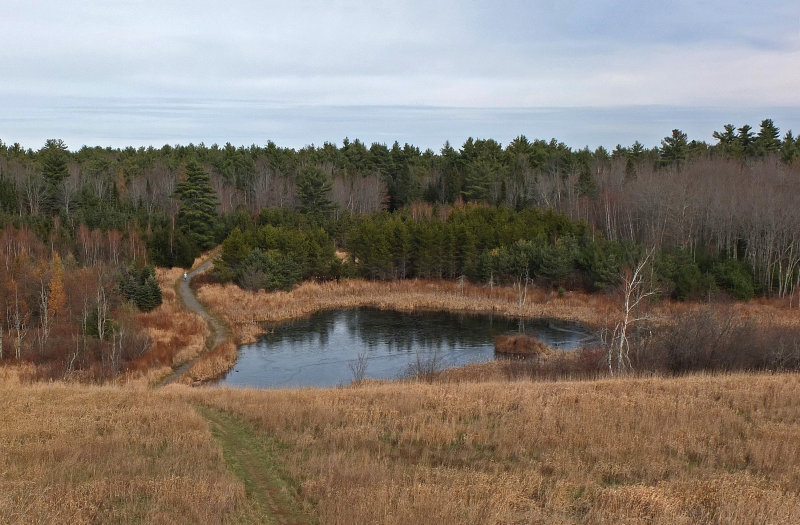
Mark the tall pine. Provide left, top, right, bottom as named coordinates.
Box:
left=174, top=160, right=218, bottom=256
left=296, top=165, right=335, bottom=220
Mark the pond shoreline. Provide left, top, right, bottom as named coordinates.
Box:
left=185, top=279, right=614, bottom=384
left=217, top=308, right=598, bottom=389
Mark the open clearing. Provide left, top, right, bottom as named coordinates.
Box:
left=2, top=372, right=800, bottom=523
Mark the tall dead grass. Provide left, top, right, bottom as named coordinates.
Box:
left=4, top=373, right=800, bottom=523
left=0, top=382, right=259, bottom=524
left=181, top=341, right=238, bottom=384
left=187, top=372, right=800, bottom=524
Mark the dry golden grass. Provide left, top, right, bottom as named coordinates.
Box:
left=0, top=382, right=260, bottom=524
left=181, top=341, right=238, bottom=384
left=124, top=267, right=208, bottom=386
left=185, top=372, right=800, bottom=524
left=3, top=373, right=800, bottom=523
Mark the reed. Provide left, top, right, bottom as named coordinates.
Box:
left=181, top=341, right=238, bottom=384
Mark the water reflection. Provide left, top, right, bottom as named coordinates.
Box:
left=219, top=308, right=596, bottom=389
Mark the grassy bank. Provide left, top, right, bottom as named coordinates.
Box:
left=2, top=373, right=800, bottom=523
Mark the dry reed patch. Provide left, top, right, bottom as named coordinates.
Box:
left=182, top=341, right=237, bottom=384
left=495, top=334, right=555, bottom=356
left=0, top=383, right=259, bottom=524
left=184, top=373, right=800, bottom=524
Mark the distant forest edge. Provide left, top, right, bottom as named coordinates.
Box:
left=1, top=119, right=800, bottom=379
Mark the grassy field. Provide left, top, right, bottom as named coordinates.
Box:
left=2, top=371, right=800, bottom=524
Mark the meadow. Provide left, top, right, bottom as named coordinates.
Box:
left=2, top=371, right=800, bottom=524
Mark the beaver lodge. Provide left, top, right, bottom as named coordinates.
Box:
left=494, top=334, right=555, bottom=357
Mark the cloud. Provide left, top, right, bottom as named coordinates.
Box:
left=1, top=1, right=798, bottom=146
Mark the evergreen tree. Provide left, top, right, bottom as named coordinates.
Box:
left=755, top=118, right=781, bottom=156
left=737, top=124, right=755, bottom=156
left=296, top=165, right=335, bottom=219
left=118, top=265, right=162, bottom=311
left=138, top=270, right=163, bottom=312
left=174, top=160, right=218, bottom=254
left=659, top=129, right=689, bottom=168
left=781, top=130, right=798, bottom=164
left=39, top=139, right=70, bottom=213
left=712, top=124, right=737, bottom=155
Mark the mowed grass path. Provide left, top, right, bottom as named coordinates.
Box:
left=196, top=405, right=310, bottom=524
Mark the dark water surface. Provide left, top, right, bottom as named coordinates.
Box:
left=219, top=308, right=597, bottom=389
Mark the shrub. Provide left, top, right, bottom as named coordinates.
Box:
left=118, top=265, right=163, bottom=312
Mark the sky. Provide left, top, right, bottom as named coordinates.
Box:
left=2, top=0, right=799, bottom=151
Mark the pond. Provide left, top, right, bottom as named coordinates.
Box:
left=218, top=308, right=597, bottom=389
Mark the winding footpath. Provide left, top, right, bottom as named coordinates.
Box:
left=161, top=260, right=229, bottom=385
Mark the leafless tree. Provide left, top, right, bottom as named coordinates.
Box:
left=608, top=248, right=657, bottom=375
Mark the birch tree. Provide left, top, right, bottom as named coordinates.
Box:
left=608, top=248, right=657, bottom=375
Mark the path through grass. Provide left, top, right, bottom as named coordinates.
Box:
left=196, top=405, right=311, bottom=525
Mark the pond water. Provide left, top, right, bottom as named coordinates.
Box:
left=218, top=308, right=597, bottom=389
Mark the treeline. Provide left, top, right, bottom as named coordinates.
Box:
left=1, top=118, right=798, bottom=284
left=212, top=205, right=758, bottom=302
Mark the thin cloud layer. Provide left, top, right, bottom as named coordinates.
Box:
left=1, top=1, right=798, bottom=147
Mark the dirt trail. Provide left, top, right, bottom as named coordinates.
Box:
left=196, top=405, right=310, bottom=524
left=162, top=260, right=228, bottom=385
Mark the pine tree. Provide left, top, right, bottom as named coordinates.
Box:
left=737, top=125, right=755, bottom=156
left=659, top=129, right=689, bottom=168
left=755, top=118, right=781, bottom=155
left=296, top=165, right=335, bottom=219
left=39, top=139, right=70, bottom=213
left=174, top=160, right=218, bottom=254
left=781, top=130, right=798, bottom=164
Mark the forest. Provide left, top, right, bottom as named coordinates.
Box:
left=1, top=118, right=799, bottom=379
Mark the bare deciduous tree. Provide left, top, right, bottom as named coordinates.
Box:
left=608, top=248, right=657, bottom=375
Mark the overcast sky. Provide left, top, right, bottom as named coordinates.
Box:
left=2, top=0, right=799, bottom=150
